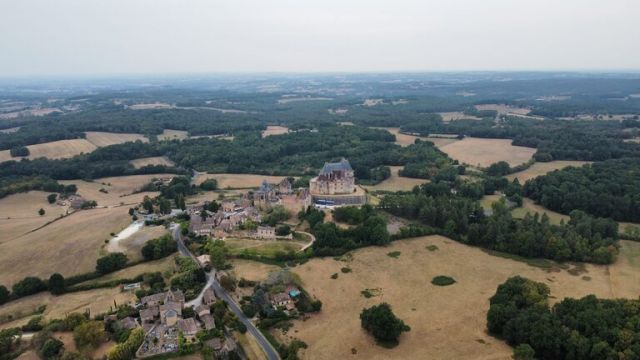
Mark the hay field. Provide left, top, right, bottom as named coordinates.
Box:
left=0, top=207, right=131, bottom=286
left=439, top=112, right=481, bottom=122
left=129, top=102, right=173, bottom=110
left=230, top=259, right=280, bottom=282
left=0, top=139, right=97, bottom=162
left=158, top=129, right=188, bottom=141
left=363, top=166, right=428, bottom=192
left=0, top=286, right=136, bottom=328
left=506, top=161, right=590, bottom=183
left=475, top=104, right=531, bottom=115
left=261, top=125, right=290, bottom=137
left=129, top=156, right=175, bottom=169
left=113, top=225, right=170, bottom=261
left=85, top=131, right=148, bottom=147
left=61, top=173, right=170, bottom=207
left=79, top=255, right=177, bottom=285
left=193, top=173, right=287, bottom=189
left=0, top=191, right=69, bottom=243
left=439, top=137, right=536, bottom=167
left=373, top=127, right=459, bottom=148
left=277, top=236, right=640, bottom=360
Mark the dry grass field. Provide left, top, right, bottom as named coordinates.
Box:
left=0, top=286, right=137, bottom=329
left=129, top=156, right=175, bottom=169
left=261, top=125, right=290, bottom=137
left=84, top=131, right=148, bottom=147
left=230, top=259, right=280, bottom=282
left=273, top=235, right=640, bottom=360
left=373, top=127, right=459, bottom=148
left=0, top=207, right=131, bottom=286
left=438, top=112, right=481, bottom=122
left=511, top=198, right=569, bottom=224
left=0, top=139, right=97, bottom=162
left=112, top=225, right=170, bottom=261
left=79, top=255, right=177, bottom=285
left=439, top=137, right=536, bottom=167
left=193, top=173, right=287, bottom=189
left=158, top=129, right=188, bottom=141
left=506, top=161, right=590, bottom=183
left=363, top=166, right=428, bottom=192
left=129, top=102, right=174, bottom=110
left=61, top=173, right=170, bottom=207
left=0, top=191, right=69, bottom=243
left=475, top=104, right=531, bottom=115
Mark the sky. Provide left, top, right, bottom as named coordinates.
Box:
left=0, top=0, right=638, bottom=76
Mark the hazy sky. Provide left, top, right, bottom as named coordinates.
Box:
left=1, top=0, right=638, bottom=76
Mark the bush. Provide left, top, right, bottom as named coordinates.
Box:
left=12, top=276, right=46, bottom=297
left=0, top=285, right=9, bottom=304
left=241, top=304, right=257, bottom=318
left=141, top=235, right=177, bottom=261
left=199, top=179, right=218, bottom=191
left=276, top=224, right=291, bottom=236
left=360, top=303, right=410, bottom=344
left=431, top=276, right=456, bottom=286
left=9, top=146, right=29, bottom=157
left=22, top=316, right=44, bottom=332
left=340, top=267, right=352, bottom=273
left=96, top=253, right=128, bottom=274
left=41, top=338, right=64, bottom=359
left=48, top=273, right=66, bottom=295
left=47, top=193, right=57, bottom=204
left=74, top=321, right=107, bottom=349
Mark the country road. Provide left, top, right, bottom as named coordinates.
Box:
left=170, top=224, right=280, bottom=360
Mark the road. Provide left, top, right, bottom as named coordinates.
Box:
left=170, top=224, right=280, bottom=360
left=296, top=231, right=316, bottom=252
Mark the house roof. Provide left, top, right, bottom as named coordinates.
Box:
left=141, top=292, right=165, bottom=305
left=195, top=304, right=210, bottom=314
left=271, top=292, right=291, bottom=304
left=203, top=287, right=216, bottom=304
left=201, top=313, right=216, bottom=330
left=320, top=158, right=352, bottom=175
left=160, top=301, right=182, bottom=315
left=177, top=317, right=199, bottom=334
left=140, top=306, right=159, bottom=320
left=205, top=338, right=223, bottom=350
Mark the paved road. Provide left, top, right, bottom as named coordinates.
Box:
left=170, top=225, right=280, bottom=360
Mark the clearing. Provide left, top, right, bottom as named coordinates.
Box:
left=128, top=102, right=174, bottom=110
left=474, top=104, right=531, bottom=116
left=230, top=259, right=280, bottom=282
left=0, top=139, right=97, bottom=162
left=274, top=235, right=640, bottom=360
left=373, top=127, right=459, bottom=148
left=0, top=191, right=69, bottom=243
left=84, top=131, right=148, bottom=147
left=77, top=255, right=177, bottom=286
left=129, top=156, right=175, bottom=169
left=60, top=173, right=170, bottom=207
left=158, top=129, right=189, bottom=141
left=107, top=224, right=169, bottom=261
left=438, top=112, right=481, bottom=122
left=511, top=198, right=569, bottom=224
left=363, top=166, right=428, bottom=192
left=192, top=173, right=287, bottom=189
left=439, top=137, right=536, bottom=167
left=506, top=161, right=590, bottom=183
left=225, top=238, right=304, bottom=257
left=261, top=125, right=290, bottom=138
left=0, top=207, right=131, bottom=286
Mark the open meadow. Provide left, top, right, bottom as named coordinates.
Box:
left=373, top=127, right=459, bottom=148
left=506, top=161, right=590, bottom=183
left=60, top=173, right=170, bottom=207
left=158, top=129, right=189, bottom=141
left=193, top=173, right=287, bottom=189
left=438, top=112, right=481, bottom=122
left=0, top=139, right=97, bottom=162
left=0, top=207, right=131, bottom=286
left=225, top=238, right=304, bottom=257
left=363, top=166, right=428, bottom=192
left=129, top=156, right=175, bottom=169
left=271, top=235, right=640, bottom=360
left=84, top=131, right=148, bottom=147
left=261, top=125, right=290, bottom=137
left=439, top=137, right=536, bottom=167
left=0, top=191, right=69, bottom=243
left=107, top=225, right=169, bottom=261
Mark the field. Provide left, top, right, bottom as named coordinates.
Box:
left=373, top=127, right=459, bottom=148
left=225, top=238, right=304, bottom=257
left=0, top=191, right=69, bottom=243
left=0, top=126, right=20, bottom=133
left=129, top=102, right=174, bottom=110
left=78, top=255, right=177, bottom=286
left=273, top=235, right=640, bottom=360
left=158, top=129, right=189, bottom=141
left=108, top=225, right=169, bottom=261
left=84, top=131, right=148, bottom=147
left=0, top=286, right=137, bottom=329
left=474, top=104, right=531, bottom=115
left=0, top=207, right=131, bottom=286
left=0, top=139, right=97, bottom=162
left=438, top=112, right=481, bottom=122
left=193, top=173, right=287, bottom=189
left=261, top=125, right=290, bottom=137
left=363, top=166, right=428, bottom=192
left=506, top=161, right=590, bottom=183
left=439, top=137, right=536, bottom=167
left=510, top=198, right=569, bottom=224
left=230, top=259, right=280, bottom=282
left=60, top=173, right=170, bottom=207
left=129, top=156, right=175, bottom=169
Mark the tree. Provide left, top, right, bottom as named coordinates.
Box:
left=360, top=303, right=410, bottom=344
left=513, top=344, right=536, bottom=360
left=74, top=321, right=107, bottom=349
left=47, top=193, right=57, bottom=204
left=96, top=253, right=128, bottom=274
left=199, top=179, right=218, bottom=191
left=12, top=276, right=46, bottom=297
left=38, top=208, right=45, bottom=216
left=0, top=285, right=9, bottom=305
left=158, top=197, right=171, bottom=214
left=40, top=338, right=64, bottom=359
left=207, top=240, right=229, bottom=270
left=276, top=224, right=291, bottom=236
left=63, top=313, right=88, bottom=331
left=142, top=196, right=153, bottom=213
left=48, top=273, right=65, bottom=295
left=108, top=327, right=144, bottom=360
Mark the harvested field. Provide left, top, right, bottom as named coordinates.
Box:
left=230, top=259, right=280, bottom=282
left=277, top=97, right=332, bottom=104
left=129, top=156, right=175, bottom=169
left=276, top=236, right=640, bottom=360
left=439, top=137, right=535, bottom=167
left=193, top=173, right=287, bottom=189
left=113, top=225, right=170, bottom=261
left=158, top=129, right=188, bottom=141
left=511, top=198, right=569, bottom=224
left=129, top=102, right=173, bottom=110
left=475, top=104, right=531, bottom=115
left=373, top=127, right=459, bottom=148
left=0, top=286, right=137, bottom=328
left=79, top=255, right=177, bottom=285
left=506, top=161, right=590, bottom=183
left=0, top=191, right=69, bottom=243
left=261, top=125, right=290, bottom=137
left=60, top=173, right=171, bottom=207
left=186, top=190, right=245, bottom=204
left=0, top=139, right=97, bottom=162
left=438, top=112, right=481, bottom=122
left=363, top=166, right=428, bottom=192
left=0, top=207, right=131, bottom=286
left=84, top=131, right=148, bottom=147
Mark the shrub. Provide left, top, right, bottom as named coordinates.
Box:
left=48, top=273, right=66, bottom=295
left=360, top=303, right=410, bottom=344
left=96, top=253, right=128, bottom=274
left=0, top=285, right=9, bottom=304
left=431, top=276, right=456, bottom=286
left=387, top=251, right=401, bottom=258
left=47, top=193, right=57, bottom=204
left=41, top=338, right=64, bottom=359
left=74, top=321, right=107, bottom=349
left=9, top=146, right=29, bottom=157
left=330, top=273, right=338, bottom=279
left=12, top=276, right=46, bottom=297
left=340, top=267, right=352, bottom=273
left=199, top=179, right=218, bottom=191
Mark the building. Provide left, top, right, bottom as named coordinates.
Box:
left=203, top=287, right=216, bottom=305
left=160, top=302, right=182, bottom=325
left=280, top=188, right=312, bottom=213
left=197, top=254, right=211, bottom=267
left=195, top=304, right=210, bottom=318
left=255, top=226, right=276, bottom=240
left=278, top=178, right=292, bottom=194
left=271, top=292, right=292, bottom=309
left=120, top=317, right=139, bottom=330
left=253, top=180, right=278, bottom=209
left=309, top=158, right=355, bottom=195
left=140, top=307, right=159, bottom=323
left=141, top=293, right=165, bottom=307
left=165, top=289, right=185, bottom=306
left=201, top=314, right=216, bottom=330
left=177, top=318, right=199, bottom=342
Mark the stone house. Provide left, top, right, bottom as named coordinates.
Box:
left=255, top=226, right=276, bottom=240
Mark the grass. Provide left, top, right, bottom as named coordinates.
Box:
left=84, top=131, right=148, bottom=147
left=431, top=275, right=456, bottom=286
left=439, top=137, right=536, bottom=167
left=0, top=139, right=97, bottom=162
left=192, top=173, right=287, bottom=189
left=129, top=156, right=175, bottom=169
left=426, top=245, right=439, bottom=251
left=387, top=251, right=401, bottom=258
left=362, top=166, right=428, bottom=192
left=261, top=126, right=290, bottom=138
left=511, top=198, right=569, bottom=225
left=227, top=238, right=303, bottom=257
left=506, top=161, right=590, bottom=183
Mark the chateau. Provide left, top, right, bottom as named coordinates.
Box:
left=310, top=158, right=355, bottom=195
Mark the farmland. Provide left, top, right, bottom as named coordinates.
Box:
left=274, top=235, right=640, bottom=360
left=0, top=191, right=69, bottom=243
left=192, top=173, right=287, bottom=189
left=439, top=137, right=536, bottom=167
left=60, top=173, right=170, bottom=207
left=158, top=129, right=189, bottom=141
left=107, top=225, right=169, bottom=261
left=374, top=127, right=459, bottom=148
left=129, top=156, right=175, bottom=169
left=363, top=166, right=428, bottom=192
left=261, top=125, right=290, bottom=137
left=84, top=131, right=148, bottom=147
left=506, top=160, right=590, bottom=183
left=0, top=139, right=97, bottom=162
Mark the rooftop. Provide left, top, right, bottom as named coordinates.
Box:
left=320, top=158, right=352, bottom=175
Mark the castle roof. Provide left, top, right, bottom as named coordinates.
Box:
left=320, top=158, right=352, bottom=175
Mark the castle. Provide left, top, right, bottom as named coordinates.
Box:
left=310, top=158, right=355, bottom=195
